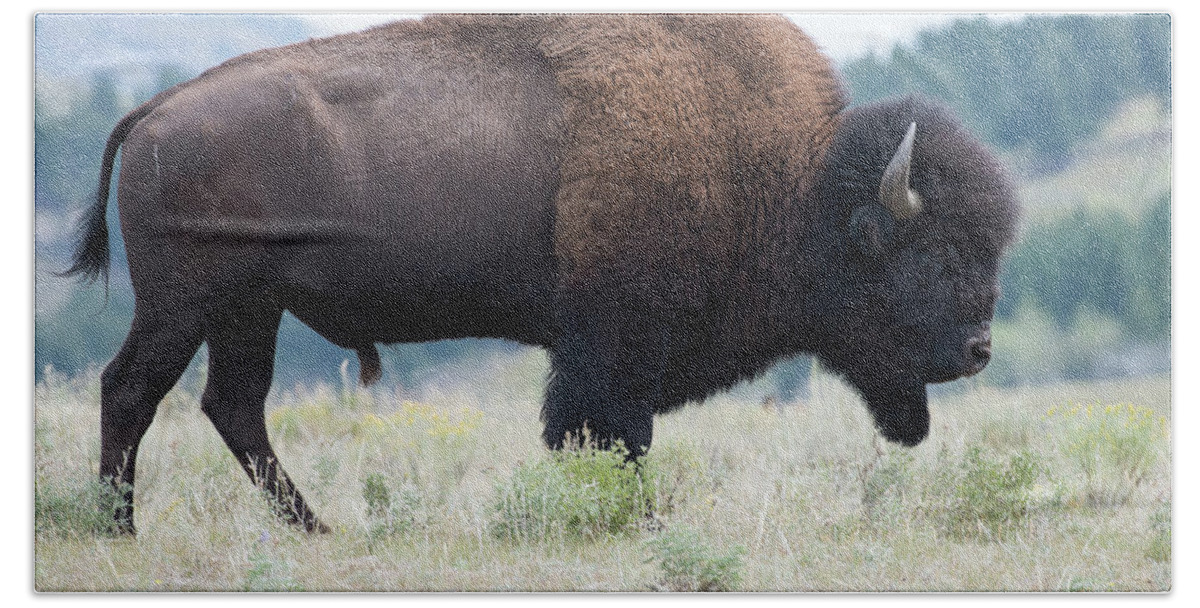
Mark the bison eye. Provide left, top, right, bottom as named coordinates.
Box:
left=849, top=205, right=896, bottom=261
left=944, top=244, right=963, bottom=272
left=912, top=249, right=944, bottom=281
left=923, top=244, right=963, bottom=280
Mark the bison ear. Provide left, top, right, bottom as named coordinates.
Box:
left=849, top=204, right=896, bottom=260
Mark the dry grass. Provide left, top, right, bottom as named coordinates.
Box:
left=33, top=355, right=1171, bottom=592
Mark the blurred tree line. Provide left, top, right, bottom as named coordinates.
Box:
left=996, top=195, right=1170, bottom=341
left=843, top=13, right=1170, bottom=170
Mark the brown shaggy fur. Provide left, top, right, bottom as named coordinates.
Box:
left=533, top=15, right=845, bottom=310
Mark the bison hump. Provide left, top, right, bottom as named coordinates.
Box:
left=534, top=15, right=845, bottom=310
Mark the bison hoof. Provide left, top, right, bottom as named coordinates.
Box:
left=101, top=521, right=137, bottom=538
left=642, top=512, right=666, bottom=533
left=881, top=426, right=928, bottom=447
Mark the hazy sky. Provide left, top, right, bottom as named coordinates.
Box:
left=301, top=13, right=1025, bottom=62
left=790, top=13, right=1024, bottom=60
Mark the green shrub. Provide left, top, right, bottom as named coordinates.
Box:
left=492, top=443, right=655, bottom=541
left=244, top=547, right=301, bottom=591
left=1049, top=403, right=1167, bottom=503
left=313, top=455, right=341, bottom=496
left=945, top=446, right=1044, bottom=540
left=361, top=473, right=423, bottom=543
left=861, top=450, right=914, bottom=520
left=1146, top=499, right=1171, bottom=563
left=645, top=526, right=744, bottom=592
left=34, top=478, right=128, bottom=538
left=643, top=439, right=713, bottom=515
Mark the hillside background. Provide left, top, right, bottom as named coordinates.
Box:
left=33, top=13, right=1171, bottom=398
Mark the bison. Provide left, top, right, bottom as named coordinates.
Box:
left=62, top=14, right=1018, bottom=534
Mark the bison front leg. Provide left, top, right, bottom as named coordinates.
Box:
left=541, top=309, right=661, bottom=459
left=200, top=308, right=328, bottom=533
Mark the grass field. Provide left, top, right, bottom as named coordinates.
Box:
left=33, top=353, right=1171, bottom=592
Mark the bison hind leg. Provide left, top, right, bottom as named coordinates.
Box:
left=98, top=306, right=204, bottom=535
left=200, top=306, right=328, bottom=533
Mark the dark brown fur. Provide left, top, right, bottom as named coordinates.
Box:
left=63, top=15, right=1017, bottom=534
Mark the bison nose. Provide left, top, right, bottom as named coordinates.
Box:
left=966, top=336, right=991, bottom=372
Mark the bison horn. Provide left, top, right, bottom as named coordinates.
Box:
left=879, top=122, right=923, bottom=220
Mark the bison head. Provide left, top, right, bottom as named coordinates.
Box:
left=805, top=96, right=1019, bottom=446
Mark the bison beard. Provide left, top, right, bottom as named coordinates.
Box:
left=861, top=383, right=930, bottom=447
left=63, top=14, right=1018, bottom=534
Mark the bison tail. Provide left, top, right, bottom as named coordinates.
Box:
left=56, top=93, right=169, bottom=289
left=56, top=182, right=111, bottom=288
